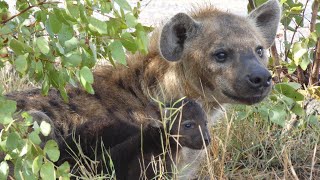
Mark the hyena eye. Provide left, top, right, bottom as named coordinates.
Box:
left=256, top=46, right=264, bottom=57
left=214, top=51, right=228, bottom=62
left=184, top=123, right=195, bottom=129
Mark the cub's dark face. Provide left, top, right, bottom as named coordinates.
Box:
left=169, top=100, right=210, bottom=150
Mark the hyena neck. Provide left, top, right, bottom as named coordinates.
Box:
left=140, top=55, right=187, bottom=103
left=139, top=55, right=221, bottom=114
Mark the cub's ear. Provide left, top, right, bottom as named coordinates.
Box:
left=160, top=13, right=201, bottom=61
left=248, top=0, right=281, bottom=48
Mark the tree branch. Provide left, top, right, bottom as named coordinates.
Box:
left=309, top=0, right=319, bottom=86
left=0, top=1, right=59, bottom=25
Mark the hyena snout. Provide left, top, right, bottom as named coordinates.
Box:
left=246, top=68, right=272, bottom=89
left=203, top=132, right=211, bottom=146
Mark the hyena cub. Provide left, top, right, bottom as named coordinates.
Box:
left=102, top=99, right=210, bottom=180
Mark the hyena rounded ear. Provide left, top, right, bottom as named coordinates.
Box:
left=160, top=13, right=200, bottom=61
left=248, top=0, right=281, bottom=48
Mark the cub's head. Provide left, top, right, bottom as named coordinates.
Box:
left=164, top=98, right=210, bottom=150
left=159, top=0, right=280, bottom=105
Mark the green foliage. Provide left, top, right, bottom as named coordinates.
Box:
left=0, top=109, right=70, bottom=179
left=0, top=0, right=149, bottom=179
left=0, top=0, right=150, bottom=97
left=246, top=0, right=320, bottom=128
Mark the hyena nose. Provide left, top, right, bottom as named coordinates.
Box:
left=247, top=69, right=272, bottom=89
left=204, top=133, right=211, bottom=146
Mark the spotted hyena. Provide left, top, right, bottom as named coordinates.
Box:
left=5, top=0, right=280, bottom=178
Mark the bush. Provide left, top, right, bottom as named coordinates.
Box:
left=0, top=0, right=149, bottom=179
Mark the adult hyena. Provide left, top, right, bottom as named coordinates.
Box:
left=5, top=0, right=280, bottom=178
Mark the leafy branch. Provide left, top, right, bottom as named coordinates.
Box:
left=1, top=1, right=60, bottom=25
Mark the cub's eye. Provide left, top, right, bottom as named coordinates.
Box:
left=214, top=51, right=228, bottom=62
left=184, top=123, right=194, bottom=129
left=256, top=46, right=264, bottom=57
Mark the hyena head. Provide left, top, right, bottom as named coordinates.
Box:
left=165, top=99, right=210, bottom=150
left=159, top=0, right=280, bottom=105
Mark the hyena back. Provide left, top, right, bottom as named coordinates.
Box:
left=5, top=0, right=280, bottom=178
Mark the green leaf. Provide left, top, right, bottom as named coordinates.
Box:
left=121, top=32, right=138, bottom=52
left=63, top=52, right=82, bottom=67
left=35, top=61, right=43, bottom=74
left=28, top=131, right=41, bottom=145
left=136, top=25, right=149, bottom=54
left=88, top=17, right=108, bottom=34
left=101, top=2, right=112, bottom=13
left=64, top=37, right=79, bottom=52
left=292, top=42, right=307, bottom=66
left=291, top=103, right=304, bottom=116
left=287, top=61, right=297, bottom=74
left=300, top=54, right=310, bottom=70
left=80, top=66, right=94, bottom=84
left=32, top=155, right=43, bottom=175
left=42, top=75, right=50, bottom=96
left=269, top=108, right=287, bottom=127
left=0, top=161, right=9, bottom=180
left=21, top=26, right=31, bottom=37
left=40, top=162, right=56, bottom=180
left=110, top=40, right=126, bottom=65
left=15, top=53, right=29, bottom=74
left=0, top=99, right=16, bottom=124
left=56, top=162, right=70, bottom=178
left=125, top=13, right=137, bottom=27
left=84, top=83, right=95, bottom=94
left=40, top=121, right=51, bottom=137
left=9, top=39, right=32, bottom=55
left=19, top=142, right=28, bottom=157
left=286, top=82, right=301, bottom=90
left=315, top=23, right=320, bottom=37
left=66, top=2, right=80, bottom=20
left=59, top=87, right=69, bottom=102
left=58, top=24, right=74, bottom=43
left=48, top=14, right=62, bottom=34
left=6, top=132, right=20, bottom=151
left=44, top=140, right=60, bottom=162
left=274, top=83, right=304, bottom=101
left=114, top=0, right=132, bottom=10
left=53, top=8, right=71, bottom=25
left=36, top=37, right=50, bottom=55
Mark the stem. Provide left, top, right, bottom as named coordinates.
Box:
left=0, top=1, right=60, bottom=25
left=308, top=0, right=319, bottom=86
left=309, top=38, right=320, bottom=86
left=296, top=66, right=306, bottom=84
left=270, top=44, right=281, bottom=83
left=309, top=0, right=319, bottom=32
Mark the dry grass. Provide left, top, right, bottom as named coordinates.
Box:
left=201, top=107, right=320, bottom=180
left=1, top=66, right=319, bottom=179
left=0, top=63, right=37, bottom=93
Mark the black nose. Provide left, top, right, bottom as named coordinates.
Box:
left=247, top=69, right=272, bottom=89
left=204, top=134, right=211, bottom=146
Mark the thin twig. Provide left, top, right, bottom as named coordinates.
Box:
left=1, top=1, right=60, bottom=25
left=308, top=0, right=319, bottom=86
left=309, top=142, right=318, bottom=180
